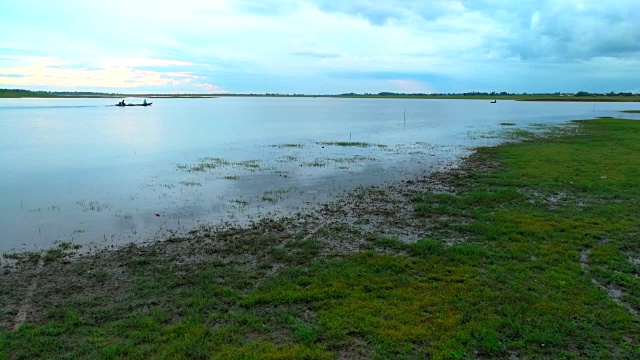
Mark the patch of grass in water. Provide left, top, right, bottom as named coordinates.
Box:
left=179, top=158, right=261, bottom=172
left=499, top=122, right=516, bottom=126
left=229, top=198, right=250, bottom=206
left=179, top=181, right=202, bottom=187
left=261, top=188, right=293, bottom=203
left=327, top=155, right=376, bottom=163
left=620, top=110, right=640, bottom=113
left=270, top=143, right=305, bottom=148
left=304, top=160, right=327, bottom=167
left=318, top=141, right=387, bottom=148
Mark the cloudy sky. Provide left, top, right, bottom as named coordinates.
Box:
left=1, top=0, right=639, bottom=94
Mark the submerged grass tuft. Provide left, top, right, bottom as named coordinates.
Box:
left=270, top=143, right=305, bottom=148
left=318, top=141, right=387, bottom=148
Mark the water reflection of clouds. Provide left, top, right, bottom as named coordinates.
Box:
left=104, top=115, right=162, bottom=154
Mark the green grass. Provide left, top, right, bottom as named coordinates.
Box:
left=620, top=110, right=640, bottom=113
left=3, top=119, right=640, bottom=359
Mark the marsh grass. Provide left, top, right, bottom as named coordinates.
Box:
left=179, top=181, right=202, bottom=187
left=270, top=144, right=305, bottom=148
left=318, top=141, right=387, bottom=148
left=180, top=158, right=262, bottom=173
left=3, top=119, right=640, bottom=359
left=304, top=160, right=327, bottom=167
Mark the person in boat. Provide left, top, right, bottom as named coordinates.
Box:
left=119, top=100, right=125, bottom=106
left=143, top=99, right=147, bottom=105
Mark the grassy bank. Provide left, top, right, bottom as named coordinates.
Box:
left=2, top=119, right=640, bottom=359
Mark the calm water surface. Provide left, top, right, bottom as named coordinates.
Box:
left=1, top=97, right=638, bottom=252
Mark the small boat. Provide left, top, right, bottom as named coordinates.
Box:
left=490, top=100, right=497, bottom=103
left=114, top=102, right=152, bottom=107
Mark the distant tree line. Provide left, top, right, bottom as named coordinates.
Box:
left=0, top=89, right=118, bottom=96
left=575, top=91, right=636, bottom=97
left=2, top=88, right=639, bottom=97
left=340, top=91, right=639, bottom=97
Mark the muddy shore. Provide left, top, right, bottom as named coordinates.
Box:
left=0, top=146, right=486, bottom=331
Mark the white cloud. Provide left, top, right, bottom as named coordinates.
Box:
left=0, top=56, right=218, bottom=91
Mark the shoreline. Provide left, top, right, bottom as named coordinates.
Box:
left=2, top=118, right=640, bottom=358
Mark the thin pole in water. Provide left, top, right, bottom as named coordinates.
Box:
left=404, top=108, right=406, bottom=123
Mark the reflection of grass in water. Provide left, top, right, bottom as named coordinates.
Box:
left=179, top=181, right=202, bottom=187
left=318, top=141, right=387, bottom=148
left=270, top=144, right=305, bottom=148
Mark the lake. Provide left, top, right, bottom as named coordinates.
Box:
left=1, top=97, right=638, bottom=253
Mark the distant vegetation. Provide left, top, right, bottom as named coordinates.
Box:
left=0, top=89, right=119, bottom=98
left=0, top=89, right=211, bottom=99
left=2, top=88, right=640, bottom=101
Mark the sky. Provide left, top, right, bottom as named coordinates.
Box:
left=1, top=0, right=639, bottom=94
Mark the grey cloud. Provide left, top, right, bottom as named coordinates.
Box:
left=309, top=0, right=640, bottom=61
left=481, top=1, right=640, bottom=61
